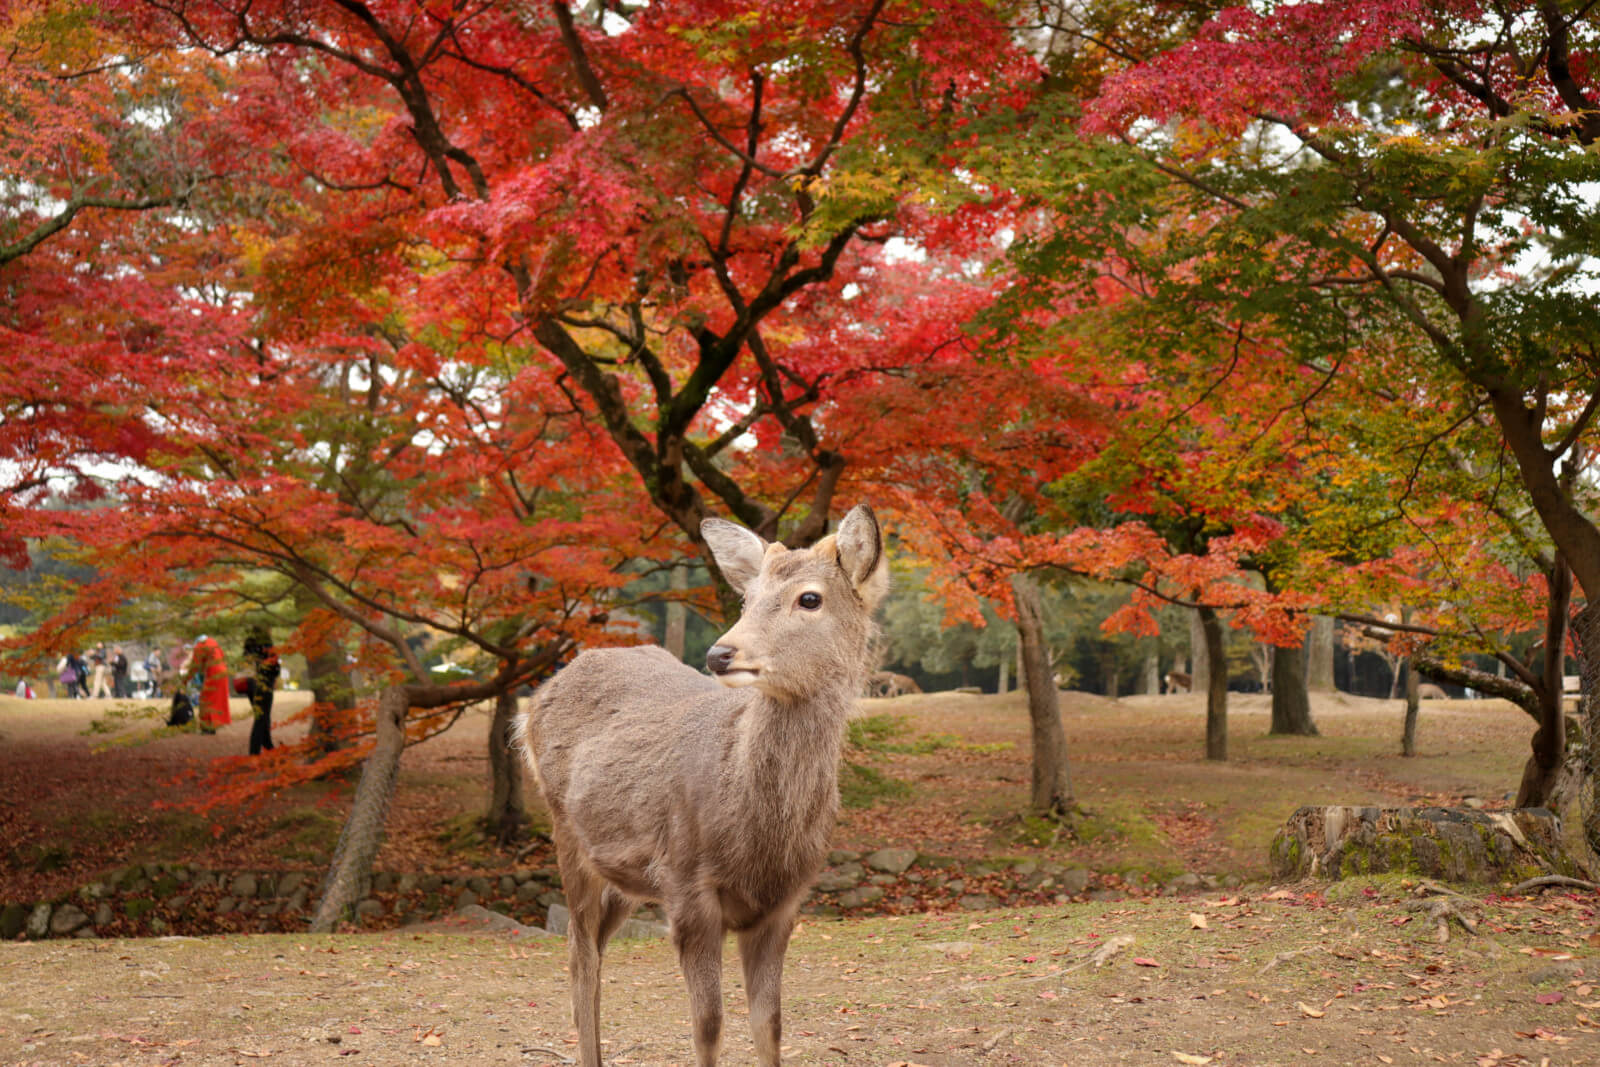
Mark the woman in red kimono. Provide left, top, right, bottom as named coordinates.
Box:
left=185, top=635, right=232, bottom=733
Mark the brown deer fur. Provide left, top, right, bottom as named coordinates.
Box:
left=517, top=504, right=889, bottom=1066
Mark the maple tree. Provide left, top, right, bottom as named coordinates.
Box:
left=3, top=0, right=1057, bottom=921
left=984, top=1, right=1598, bottom=818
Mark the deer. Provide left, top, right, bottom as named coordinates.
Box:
left=516, top=503, right=889, bottom=1066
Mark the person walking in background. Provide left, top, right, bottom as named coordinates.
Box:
left=242, top=627, right=280, bottom=755
left=88, top=643, right=111, bottom=698
left=111, top=646, right=130, bottom=698
left=145, top=647, right=167, bottom=698
left=183, top=634, right=232, bottom=733
left=57, top=653, right=81, bottom=698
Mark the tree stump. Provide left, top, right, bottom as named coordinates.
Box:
left=1270, top=805, right=1587, bottom=884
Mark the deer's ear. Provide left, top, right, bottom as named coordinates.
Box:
left=835, top=504, right=888, bottom=609
left=701, top=517, right=768, bottom=595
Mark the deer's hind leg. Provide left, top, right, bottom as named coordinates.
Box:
left=557, top=837, right=633, bottom=1067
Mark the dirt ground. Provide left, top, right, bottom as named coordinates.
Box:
left=3, top=688, right=1595, bottom=1064
left=2, top=879, right=1597, bottom=1066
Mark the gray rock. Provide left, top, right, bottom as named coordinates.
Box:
left=456, top=904, right=553, bottom=937
left=355, top=899, right=385, bottom=919
left=1529, top=960, right=1584, bottom=985
left=420, top=874, right=444, bottom=893
left=286, top=887, right=309, bottom=914
left=371, top=872, right=395, bottom=893
left=815, top=862, right=866, bottom=892
left=868, top=874, right=899, bottom=887
left=215, top=896, right=237, bottom=915
left=544, top=902, right=666, bottom=940
left=1060, top=868, right=1091, bottom=895
left=278, top=872, right=307, bottom=897
left=1012, top=859, right=1039, bottom=877
left=78, top=881, right=110, bottom=902
left=1167, top=872, right=1203, bottom=892
left=467, top=876, right=492, bottom=896
left=455, top=889, right=479, bottom=911
left=94, top=903, right=113, bottom=927
left=537, top=891, right=564, bottom=908
left=516, top=882, right=542, bottom=903
left=396, top=873, right=419, bottom=894
left=944, top=879, right=965, bottom=895
left=835, top=886, right=885, bottom=909
left=50, top=904, right=89, bottom=936
left=499, top=875, right=517, bottom=893
left=958, top=893, right=999, bottom=911
left=191, top=871, right=218, bottom=891
left=827, top=849, right=861, bottom=865
left=26, top=903, right=51, bottom=939
left=149, top=917, right=167, bottom=934
left=512, top=869, right=536, bottom=885
left=863, top=847, right=918, bottom=875
left=231, top=874, right=258, bottom=899
left=254, top=874, right=277, bottom=898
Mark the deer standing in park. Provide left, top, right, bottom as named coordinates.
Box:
left=518, top=504, right=888, bottom=1066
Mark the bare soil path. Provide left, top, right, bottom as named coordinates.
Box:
left=3, top=881, right=1597, bottom=1066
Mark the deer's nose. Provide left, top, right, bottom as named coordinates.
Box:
left=706, top=645, right=736, bottom=674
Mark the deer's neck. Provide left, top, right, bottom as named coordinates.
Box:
left=730, top=686, right=852, bottom=823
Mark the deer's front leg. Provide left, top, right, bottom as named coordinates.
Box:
left=738, top=906, right=796, bottom=1066
left=671, top=895, right=726, bottom=1065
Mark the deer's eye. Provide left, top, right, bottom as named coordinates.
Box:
left=797, top=591, right=822, bottom=611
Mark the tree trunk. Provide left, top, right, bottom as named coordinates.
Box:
left=1269, top=634, right=1318, bottom=736
left=1141, top=650, right=1160, bottom=695
left=1103, top=650, right=1119, bottom=699
left=1515, top=558, right=1572, bottom=809
left=1402, top=653, right=1420, bottom=757
left=311, top=684, right=409, bottom=932
left=1012, top=573, right=1074, bottom=815
left=1199, top=605, right=1228, bottom=761
left=1189, top=608, right=1210, bottom=697
left=304, top=639, right=354, bottom=759
left=1574, top=603, right=1600, bottom=863
left=486, top=687, right=525, bottom=846
left=663, top=563, right=688, bottom=661
left=1307, top=616, right=1336, bottom=692
left=997, top=650, right=1009, bottom=695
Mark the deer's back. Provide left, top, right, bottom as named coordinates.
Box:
left=521, top=644, right=843, bottom=911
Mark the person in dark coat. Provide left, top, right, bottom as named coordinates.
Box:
left=242, top=627, right=280, bottom=755
left=111, top=646, right=130, bottom=698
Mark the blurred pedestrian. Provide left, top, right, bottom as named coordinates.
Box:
left=88, top=643, right=111, bottom=698
left=145, top=647, right=168, bottom=698
left=111, top=646, right=130, bottom=698
left=57, top=653, right=80, bottom=698
left=242, top=627, right=280, bottom=755
left=182, top=634, right=231, bottom=733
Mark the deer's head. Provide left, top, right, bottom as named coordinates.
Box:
left=700, top=504, right=888, bottom=703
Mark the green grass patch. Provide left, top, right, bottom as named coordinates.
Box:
left=269, top=808, right=343, bottom=863
left=848, top=713, right=1011, bottom=756
left=839, top=762, right=913, bottom=809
